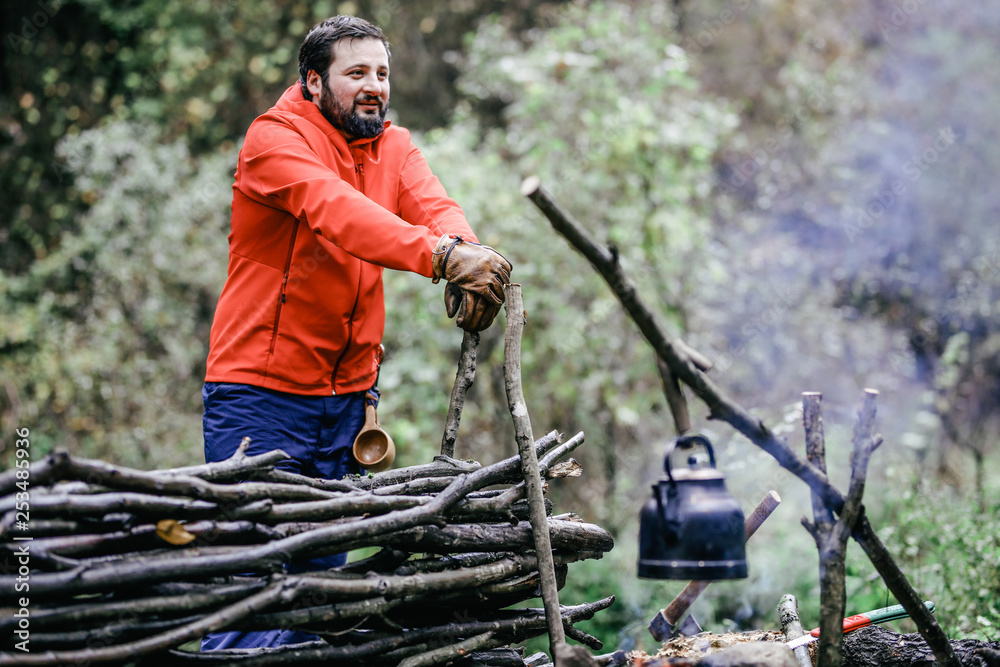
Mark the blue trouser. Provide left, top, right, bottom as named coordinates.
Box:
left=200, top=382, right=371, bottom=650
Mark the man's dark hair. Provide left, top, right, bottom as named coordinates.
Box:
left=298, top=16, right=391, bottom=101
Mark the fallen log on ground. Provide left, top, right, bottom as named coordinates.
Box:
left=842, top=625, right=1000, bottom=667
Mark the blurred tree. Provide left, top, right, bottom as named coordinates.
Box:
left=0, top=121, right=233, bottom=468
left=396, top=0, right=737, bottom=505
left=666, top=0, right=1000, bottom=499
left=384, top=1, right=744, bottom=646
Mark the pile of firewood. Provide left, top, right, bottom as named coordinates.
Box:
left=0, top=431, right=614, bottom=666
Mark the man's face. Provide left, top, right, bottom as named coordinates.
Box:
left=306, top=37, right=390, bottom=140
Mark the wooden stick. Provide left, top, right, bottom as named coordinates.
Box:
left=522, top=176, right=958, bottom=667
left=56, top=457, right=350, bottom=503
left=0, top=491, right=220, bottom=519
left=803, top=392, right=834, bottom=528
left=778, top=594, right=813, bottom=667
left=656, top=356, right=691, bottom=435
left=397, top=631, right=496, bottom=667
left=503, top=283, right=567, bottom=653
left=441, top=330, right=480, bottom=458
left=564, top=624, right=604, bottom=651
left=674, top=338, right=714, bottom=373
left=150, top=439, right=290, bottom=483
left=802, top=390, right=845, bottom=667
left=0, top=581, right=287, bottom=665
left=0, top=450, right=72, bottom=497
left=802, top=389, right=882, bottom=667
left=359, top=518, right=614, bottom=554
left=844, top=389, right=882, bottom=530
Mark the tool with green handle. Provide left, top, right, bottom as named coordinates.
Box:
left=785, top=601, right=936, bottom=650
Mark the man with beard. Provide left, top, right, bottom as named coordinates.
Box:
left=200, top=16, right=511, bottom=649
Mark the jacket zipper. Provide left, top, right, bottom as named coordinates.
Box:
left=330, top=269, right=362, bottom=394
left=355, top=159, right=365, bottom=193
left=330, top=156, right=367, bottom=393
left=268, top=222, right=300, bottom=356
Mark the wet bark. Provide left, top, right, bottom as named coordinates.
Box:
left=842, top=625, right=1000, bottom=667
left=0, top=426, right=613, bottom=664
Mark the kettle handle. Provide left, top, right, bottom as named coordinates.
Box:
left=663, top=433, right=717, bottom=482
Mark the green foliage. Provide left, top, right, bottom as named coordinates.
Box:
left=385, top=0, right=736, bottom=518
left=387, top=3, right=744, bottom=652
left=2, top=1, right=324, bottom=273
left=0, top=121, right=234, bottom=468
left=853, top=480, right=1000, bottom=641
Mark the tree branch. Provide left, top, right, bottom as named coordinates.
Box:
left=0, top=581, right=287, bottom=665
left=523, top=176, right=959, bottom=667
left=441, top=330, right=480, bottom=458
left=503, top=283, right=567, bottom=653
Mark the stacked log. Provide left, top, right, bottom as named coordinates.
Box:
left=0, top=431, right=614, bottom=666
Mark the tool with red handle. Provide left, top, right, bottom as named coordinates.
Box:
left=785, top=601, right=936, bottom=650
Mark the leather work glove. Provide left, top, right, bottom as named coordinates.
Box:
left=444, top=282, right=501, bottom=332
left=431, top=235, right=511, bottom=307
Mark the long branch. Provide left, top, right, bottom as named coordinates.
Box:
left=0, top=582, right=264, bottom=633
left=801, top=391, right=843, bottom=666
left=523, top=175, right=959, bottom=667
left=148, top=438, right=289, bottom=482
left=347, top=518, right=613, bottom=554
left=0, top=581, right=288, bottom=666
left=398, top=631, right=496, bottom=667
left=0, top=491, right=219, bottom=519
left=0, top=474, right=472, bottom=598
left=55, top=456, right=348, bottom=503
left=167, top=597, right=615, bottom=667
left=504, top=283, right=566, bottom=652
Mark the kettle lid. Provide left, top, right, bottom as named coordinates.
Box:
left=663, top=433, right=723, bottom=482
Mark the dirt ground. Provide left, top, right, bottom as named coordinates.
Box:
left=625, top=630, right=813, bottom=664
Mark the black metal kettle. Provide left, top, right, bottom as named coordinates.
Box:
left=638, top=433, right=748, bottom=580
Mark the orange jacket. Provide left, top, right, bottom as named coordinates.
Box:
left=205, top=84, right=477, bottom=395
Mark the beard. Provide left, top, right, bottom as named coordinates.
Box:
left=318, top=86, right=388, bottom=140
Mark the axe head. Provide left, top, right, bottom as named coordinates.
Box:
left=648, top=610, right=703, bottom=642
left=676, top=614, right=703, bottom=636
